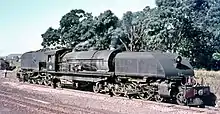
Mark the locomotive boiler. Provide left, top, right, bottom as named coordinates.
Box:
left=16, top=48, right=212, bottom=107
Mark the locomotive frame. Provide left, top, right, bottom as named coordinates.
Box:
left=16, top=48, right=213, bottom=107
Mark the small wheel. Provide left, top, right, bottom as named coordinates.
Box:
left=128, top=95, right=134, bottom=99
left=56, top=81, right=63, bottom=89
left=138, top=93, right=145, bottom=99
left=176, top=92, right=187, bottom=106
left=51, top=81, right=56, bottom=88
left=32, top=79, right=37, bottom=84
left=93, top=82, right=101, bottom=93
left=37, top=79, right=44, bottom=85
left=72, top=82, right=79, bottom=89
left=112, top=90, right=121, bottom=96
left=28, top=79, right=32, bottom=84
left=43, top=76, right=51, bottom=86
left=44, top=79, right=50, bottom=86
left=50, top=78, right=56, bottom=88
left=155, top=94, right=163, bottom=102
left=112, top=84, right=122, bottom=96
left=45, top=74, right=53, bottom=86
left=18, top=75, right=23, bottom=82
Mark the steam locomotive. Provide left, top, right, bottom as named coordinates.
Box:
left=16, top=48, right=211, bottom=107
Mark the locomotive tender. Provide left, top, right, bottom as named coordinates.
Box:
left=17, top=48, right=211, bottom=107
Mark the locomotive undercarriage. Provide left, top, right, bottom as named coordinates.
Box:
left=17, top=71, right=211, bottom=107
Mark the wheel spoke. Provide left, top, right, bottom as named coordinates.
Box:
left=176, top=92, right=187, bottom=105
left=93, top=82, right=101, bottom=93
left=56, top=81, right=63, bottom=89
left=32, top=79, right=37, bottom=84
left=37, top=79, right=44, bottom=85
left=28, top=79, right=32, bottom=84
left=112, top=84, right=122, bottom=96
left=155, top=94, right=163, bottom=102
left=139, top=88, right=154, bottom=101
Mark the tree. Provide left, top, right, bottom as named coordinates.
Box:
left=181, top=0, right=220, bottom=68
left=120, top=7, right=150, bottom=51
left=59, top=9, right=95, bottom=48
left=141, top=0, right=220, bottom=69
left=40, top=3, right=220, bottom=70
left=41, top=27, right=61, bottom=48
left=108, top=27, right=126, bottom=50
left=93, top=10, right=120, bottom=50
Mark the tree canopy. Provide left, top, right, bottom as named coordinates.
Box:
left=41, top=0, right=220, bottom=70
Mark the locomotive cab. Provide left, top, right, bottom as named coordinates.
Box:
left=45, top=48, right=72, bottom=72
left=46, top=54, right=55, bottom=71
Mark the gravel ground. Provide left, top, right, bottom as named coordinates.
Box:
left=0, top=71, right=219, bottom=114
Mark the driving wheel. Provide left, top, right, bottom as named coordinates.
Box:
left=176, top=92, right=187, bottom=106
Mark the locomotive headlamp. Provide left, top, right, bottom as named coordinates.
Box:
left=198, top=89, right=204, bottom=96
left=175, top=56, right=182, bottom=63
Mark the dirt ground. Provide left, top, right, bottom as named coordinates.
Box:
left=0, top=70, right=220, bottom=114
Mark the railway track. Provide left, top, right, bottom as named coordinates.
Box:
left=2, top=79, right=219, bottom=114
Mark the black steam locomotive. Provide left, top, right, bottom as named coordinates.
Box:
left=16, top=48, right=211, bottom=107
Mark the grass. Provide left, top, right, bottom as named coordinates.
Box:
left=195, top=70, right=220, bottom=106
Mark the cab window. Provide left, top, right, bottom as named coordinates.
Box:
left=48, top=55, right=52, bottom=62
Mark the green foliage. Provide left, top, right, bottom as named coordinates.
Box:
left=59, top=9, right=95, bottom=48
left=41, top=1, right=220, bottom=69
left=120, top=7, right=149, bottom=51
left=93, top=10, right=120, bottom=50
left=142, top=0, right=220, bottom=69
left=41, top=27, right=61, bottom=48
